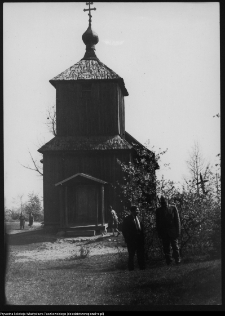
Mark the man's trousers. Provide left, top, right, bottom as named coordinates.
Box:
left=161, top=235, right=180, bottom=264
left=126, top=236, right=145, bottom=271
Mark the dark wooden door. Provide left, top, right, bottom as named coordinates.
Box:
left=75, top=185, right=97, bottom=225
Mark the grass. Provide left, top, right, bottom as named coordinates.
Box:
left=4, top=221, right=222, bottom=307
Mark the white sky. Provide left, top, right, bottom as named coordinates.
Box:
left=4, top=2, right=220, bottom=209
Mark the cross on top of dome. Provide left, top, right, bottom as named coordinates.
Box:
left=82, top=2, right=99, bottom=60
left=83, top=2, right=96, bottom=26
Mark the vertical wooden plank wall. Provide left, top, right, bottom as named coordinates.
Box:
left=43, top=150, right=131, bottom=226
left=43, top=79, right=130, bottom=226
left=65, top=186, right=68, bottom=228
left=101, top=185, right=105, bottom=225
left=96, top=187, right=99, bottom=226
left=55, top=81, right=124, bottom=137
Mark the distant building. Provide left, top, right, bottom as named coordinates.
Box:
left=38, top=4, right=158, bottom=234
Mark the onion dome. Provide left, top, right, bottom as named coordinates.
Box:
left=82, top=24, right=99, bottom=60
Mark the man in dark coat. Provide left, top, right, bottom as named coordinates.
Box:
left=19, top=213, right=25, bottom=230
left=28, top=212, right=34, bottom=228
left=122, top=205, right=146, bottom=271
left=156, top=195, right=181, bottom=265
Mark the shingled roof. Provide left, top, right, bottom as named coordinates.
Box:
left=49, top=59, right=128, bottom=96
left=38, top=135, right=132, bottom=153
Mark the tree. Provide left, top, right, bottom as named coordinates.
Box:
left=116, top=140, right=221, bottom=259
left=174, top=142, right=221, bottom=256
left=46, top=104, right=57, bottom=136
left=21, top=104, right=57, bottom=176
left=115, top=143, right=169, bottom=258
left=4, top=207, right=12, bottom=221
left=9, top=194, right=25, bottom=220
left=116, top=143, right=169, bottom=208
left=186, top=141, right=210, bottom=195
left=5, top=193, right=44, bottom=222
left=21, top=150, right=43, bottom=176
left=23, top=193, right=43, bottom=221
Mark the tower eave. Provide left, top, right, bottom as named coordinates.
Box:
left=49, top=78, right=128, bottom=96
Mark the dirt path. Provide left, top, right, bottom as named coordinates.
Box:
left=6, top=223, right=127, bottom=261
left=5, top=228, right=130, bottom=305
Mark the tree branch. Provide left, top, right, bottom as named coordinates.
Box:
left=46, top=105, right=57, bottom=136
left=21, top=151, right=43, bottom=176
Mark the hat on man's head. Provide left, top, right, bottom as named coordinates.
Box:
left=160, top=195, right=168, bottom=206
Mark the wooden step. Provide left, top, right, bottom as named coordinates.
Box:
left=68, top=225, right=107, bottom=231
left=66, top=230, right=96, bottom=237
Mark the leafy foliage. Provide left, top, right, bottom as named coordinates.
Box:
left=117, top=143, right=160, bottom=208
left=115, top=143, right=168, bottom=257
left=5, top=193, right=44, bottom=222
left=23, top=193, right=43, bottom=221
left=116, top=142, right=221, bottom=259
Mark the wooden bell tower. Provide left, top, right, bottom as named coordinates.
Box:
left=38, top=3, right=156, bottom=235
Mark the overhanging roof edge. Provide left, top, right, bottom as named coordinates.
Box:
left=49, top=78, right=128, bottom=96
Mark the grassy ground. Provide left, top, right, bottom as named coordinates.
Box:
left=4, top=221, right=221, bottom=307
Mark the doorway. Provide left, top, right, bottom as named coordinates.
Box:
left=68, top=185, right=97, bottom=226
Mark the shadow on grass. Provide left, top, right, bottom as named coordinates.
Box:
left=40, top=252, right=127, bottom=273
left=6, top=230, right=57, bottom=246
left=111, top=261, right=221, bottom=305
left=134, top=266, right=210, bottom=291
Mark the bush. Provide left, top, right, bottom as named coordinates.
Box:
left=116, top=145, right=221, bottom=260
left=5, top=193, right=43, bottom=222
left=5, top=208, right=12, bottom=221
left=11, top=210, right=20, bottom=221
left=23, top=193, right=43, bottom=221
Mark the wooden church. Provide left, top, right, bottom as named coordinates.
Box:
left=38, top=3, right=158, bottom=235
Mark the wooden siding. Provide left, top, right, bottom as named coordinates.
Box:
left=117, top=85, right=125, bottom=137
left=56, top=81, right=125, bottom=137
left=43, top=153, right=62, bottom=225
left=43, top=150, right=131, bottom=226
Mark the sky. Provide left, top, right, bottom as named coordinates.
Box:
left=4, top=2, right=220, bottom=209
